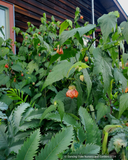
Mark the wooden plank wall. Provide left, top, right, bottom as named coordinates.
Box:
left=4, top=0, right=107, bottom=42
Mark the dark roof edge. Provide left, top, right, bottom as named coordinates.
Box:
left=113, top=0, right=128, bottom=20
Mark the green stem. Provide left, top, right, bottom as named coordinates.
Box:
left=102, top=131, right=108, bottom=154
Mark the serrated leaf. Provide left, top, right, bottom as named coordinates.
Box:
left=36, top=127, right=74, bottom=160
left=30, top=93, right=42, bottom=104
left=119, top=93, right=128, bottom=118
left=98, top=11, right=117, bottom=41
left=9, top=103, right=30, bottom=134
left=27, top=60, right=39, bottom=74
left=15, top=129, right=40, bottom=160
left=93, top=48, right=112, bottom=94
left=79, top=106, right=101, bottom=145
left=40, top=105, right=56, bottom=122
left=11, top=64, right=23, bottom=72
left=56, top=100, right=65, bottom=122
left=53, top=88, right=68, bottom=102
left=82, top=69, right=92, bottom=98
left=96, top=102, right=110, bottom=122
left=60, top=24, right=96, bottom=45
left=114, top=68, right=127, bottom=92
left=120, top=21, right=128, bottom=44
left=0, top=124, right=8, bottom=150
left=25, top=108, right=45, bottom=121
left=45, top=112, right=80, bottom=128
left=0, top=102, right=8, bottom=110
left=0, top=74, right=10, bottom=86
left=0, top=47, right=9, bottom=57
left=42, top=61, right=72, bottom=90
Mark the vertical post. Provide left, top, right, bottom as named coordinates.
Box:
left=92, top=0, right=95, bottom=47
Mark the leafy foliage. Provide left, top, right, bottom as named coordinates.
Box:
left=0, top=7, right=128, bottom=159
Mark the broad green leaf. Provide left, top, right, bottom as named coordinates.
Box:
left=98, top=11, right=117, bottom=41
left=120, top=21, right=128, bottom=44
left=27, top=60, right=39, bottom=74
left=93, top=48, right=112, bottom=94
left=82, top=69, right=92, bottom=98
left=0, top=102, right=8, bottom=110
left=114, top=68, right=127, bottom=92
left=0, top=37, right=4, bottom=46
left=19, top=120, right=40, bottom=131
left=45, top=112, right=80, bottom=128
left=30, top=93, right=42, bottom=104
left=56, top=100, right=65, bottom=122
left=96, top=102, right=110, bottom=122
left=0, top=47, right=9, bottom=57
left=0, top=74, right=10, bottom=86
left=42, top=61, right=72, bottom=90
left=36, top=127, right=74, bottom=160
left=11, top=64, right=23, bottom=72
left=122, top=53, right=128, bottom=65
left=79, top=106, right=101, bottom=145
left=60, top=24, right=96, bottom=45
left=15, top=129, right=40, bottom=160
left=40, top=105, right=56, bottom=122
left=119, top=93, right=128, bottom=118
left=59, top=19, right=72, bottom=35
left=108, top=47, right=118, bottom=65
left=0, top=124, right=8, bottom=150
left=53, top=88, right=68, bottom=102
left=67, top=62, right=89, bottom=77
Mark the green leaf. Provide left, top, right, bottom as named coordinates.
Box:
left=25, top=108, right=45, bottom=122
left=114, top=68, right=127, bottom=92
left=119, top=93, right=128, bottom=118
left=70, top=143, right=100, bottom=155
left=120, top=21, right=128, bottom=44
left=77, top=126, right=86, bottom=143
left=0, top=102, right=8, bottom=110
left=0, top=37, right=4, bottom=46
left=53, top=89, right=68, bottom=102
left=40, top=105, right=56, bottom=122
left=96, top=102, right=110, bottom=122
left=67, top=62, right=89, bottom=77
left=56, top=100, right=65, bottom=122
left=59, top=19, right=72, bottom=35
left=82, top=69, right=92, bottom=98
left=79, top=106, right=101, bottom=145
left=15, top=129, right=40, bottom=160
left=0, top=124, right=8, bottom=150
left=9, top=103, right=30, bottom=134
left=60, top=24, right=96, bottom=45
left=45, top=112, right=80, bottom=128
left=0, top=47, right=9, bottom=57
left=27, top=60, right=39, bottom=74
left=93, top=48, right=112, bottom=94
left=36, top=127, right=74, bottom=160
left=11, top=64, right=23, bottom=72
left=42, top=61, right=72, bottom=90
left=30, top=93, right=42, bottom=104
left=0, top=74, right=10, bottom=86
left=98, top=11, right=117, bottom=41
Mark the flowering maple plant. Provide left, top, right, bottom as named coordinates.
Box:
left=0, top=8, right=128, bottom=160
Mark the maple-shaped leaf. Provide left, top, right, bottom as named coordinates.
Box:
left=98, top=11, right=118, bottom=42
left=120, top=21, right=128, bottom=44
